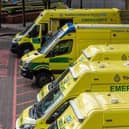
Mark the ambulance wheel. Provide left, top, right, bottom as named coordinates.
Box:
left=35, top=71, right=53, bottom=88
left=17, top=43, right=34, bottom=58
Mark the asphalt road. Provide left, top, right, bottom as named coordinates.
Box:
left=0, top=36, right=39, bottom=129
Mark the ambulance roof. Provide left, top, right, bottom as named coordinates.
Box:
left=83, top=44, right=129, bottom=61
left=72, top=61, right=129, bottom=78
left=56, top=92, right=129, bottom=129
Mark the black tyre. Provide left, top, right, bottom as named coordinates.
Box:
left=35, top=71, right=52, bottom=88
left=17, top=43, right=34, bottom=58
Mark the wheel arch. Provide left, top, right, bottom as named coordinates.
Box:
left=34, top=68, right=54, bottom=79
left=17, top=42, right=34, bottom=57
left=34, top=68, right=55, bottom=87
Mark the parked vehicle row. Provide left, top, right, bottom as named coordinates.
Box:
left=10, top=8, right=129, bottom=129
left=11, top=8, right=121, bottom=57
left=19, top=23, right=129, bottom=87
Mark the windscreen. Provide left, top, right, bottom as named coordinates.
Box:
left=39, top=29, right=65, bottom=54
left=32, top=86, right=63, bottom=118
left=48, top=68, right=69, bottom=91
left=39, top=23, right=75, bottom=54
left=20, top=23, right=33, bottom=35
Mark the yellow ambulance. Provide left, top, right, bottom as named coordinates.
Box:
left=37, top=43, right=129, bottom=102
left=11, top=8, right=121, bottom=57
left=20, top=23, right=129, bottom=87
left=47, top=92, right=129, bottom=129
left=16, top=61, right=129, bottom=129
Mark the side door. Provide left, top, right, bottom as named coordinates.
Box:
left=46, top=39, right=74, bottom=75
left=32, top=23, right=48, bottom=49
left=46, top=101, right=69, bottom=124
left=29, top=24, right=40, bottom=49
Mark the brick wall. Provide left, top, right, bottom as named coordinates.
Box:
left=3, top=11, right=40, bottom=23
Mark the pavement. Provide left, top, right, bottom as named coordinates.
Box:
left=0, top=22, right=32, bottom=36
left=0, top=24, right=39, bottom=129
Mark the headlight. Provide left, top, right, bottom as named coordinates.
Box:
left=20, top=124, right=34, bottom=129
left=12, top=37, right=22, bottom=44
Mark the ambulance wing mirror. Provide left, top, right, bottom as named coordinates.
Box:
left=28, top=32, right=32, bottom=38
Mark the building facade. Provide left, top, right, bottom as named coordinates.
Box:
left=66, top=0, right=129, bottom=9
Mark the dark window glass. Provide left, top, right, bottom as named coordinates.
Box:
left=46, top=101, right=69, bottom=123
left=29, top=25, right=40, bottom=37
left=48, top=39, right=73, bottom=57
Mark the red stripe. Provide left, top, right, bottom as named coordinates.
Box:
left=0, top=50, right=10, bottom=54
left=16, top=90, right=36, bottom=96
left=0, top=64, right=8, bottom=66
left=12, top=58, right=17, bottom=129
left=16, top=100, right=34, bottom=106
left=0, top=124, right=2, bottom=127
left=16, top=82, right=32, bottom=88
left=0, top=69, right=8, bottom=75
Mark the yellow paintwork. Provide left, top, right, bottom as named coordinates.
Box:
left=37, top=44, right=129, bottom=102
left=35, top=8, right=121, bottom=24
left=20, top=50, right=46, bottom=70
left=33, top=61, right=129, bottom=129
left=53, top=92, right=129, bottom=129
left=13, top=8, right=121, bottom=49
left=61, top=61, right=129, bottom=95
left=18, top=24, right=129, bottom=129
left=16, top=106, right=33, bottom=129
left=37, top=83, right=50, bottom=102
left=18, top=60, right=129, bottom=129
left=76, top=44, right=129, bottom=63
left=20, top=24, right=129, bottom=82
left=18, top=35, right=31, bottom=45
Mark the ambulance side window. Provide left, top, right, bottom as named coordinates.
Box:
left=46, top=102, right=69, bottom=124
left=53, top=39, right=73, bottom=56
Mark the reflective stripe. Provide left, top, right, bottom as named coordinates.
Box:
left=70, top=100, right=84, bottom=122
left=69, top=67, right=78, bottom=80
